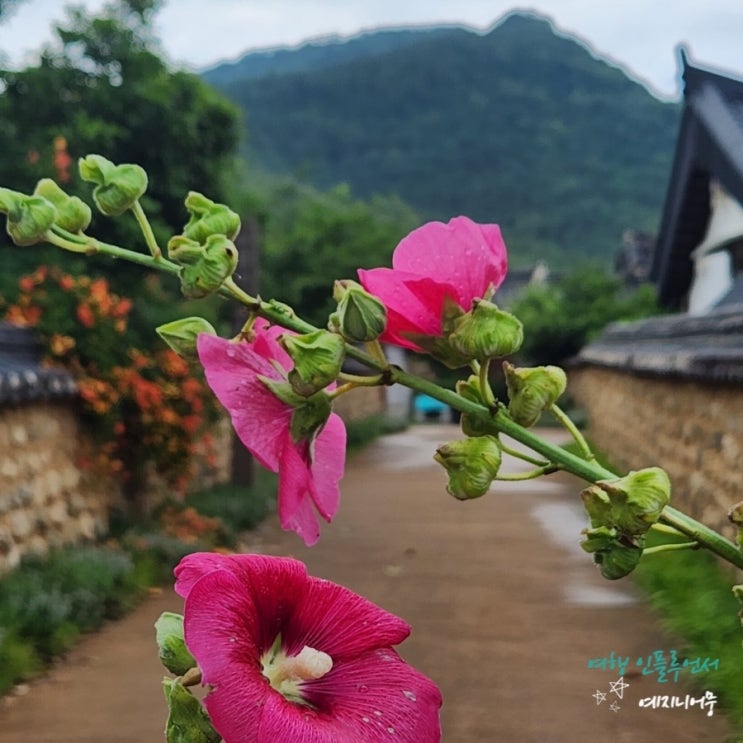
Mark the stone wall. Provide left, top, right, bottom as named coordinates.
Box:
left=332, top=385, right=386, bottom=423
left=0, top=400, right=235, bottom=574
left=0, top=401, right=110, bottom=573
left=570, top=366, right=742, bottom=538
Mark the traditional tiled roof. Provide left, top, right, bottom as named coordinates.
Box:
left=651, top=50, right=743, bottom=309
left=575, top=305, right=743, bottom=383
left=0, top=323, right=77, bottom=404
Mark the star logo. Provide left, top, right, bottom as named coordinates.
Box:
left=609, top=676, right=629, bottom=699
left=593, top=689, right=607, bottom=705
left=609, top=700, right=621, bottom=713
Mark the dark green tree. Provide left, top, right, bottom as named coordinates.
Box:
left=511, top=269, right=660, bottom=366
left=0, top=0, right=241, bottom=334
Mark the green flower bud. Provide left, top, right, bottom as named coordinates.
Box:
left=581, top=525, right=644, bottom=580
left=728, top=501, right=743, bottom=549
left=182, top=191, right=241, bottom=243
left=33, top=179, right=92, bottom=233
left=79, top=154, right=147, bottom=216
left=329, top=280, right=387, bottom=342
left=281, top=330, right=345, bottom=397
left=260, top=377, right=333, bottom=443
left=434, top=435, right=502, bottom=500
left=156, top=317, right=217, bottom=360
left=163, top=678, right=221, bottom=743
left=0, top=187, right=56, bottom=246
left=581, top=467, right=671, bottom=537
left=155, top=612, right=196, bottom=677
left=404, top=296, right=471, bottom=369
left=503, top=361, right=567, bottom=427
left=176, top=235, right=239, bottom=299
left=455, top=375, right=498, bottom=437
left=448, top=299, right=523, bottom=361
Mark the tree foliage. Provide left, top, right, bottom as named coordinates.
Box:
left=248, top=178, right=420, bottom=327
left=0, top=0, right=240, bottom=312
left=510, top=270, right=661, bottom=365
left=212, top=13, right=679, bottom=269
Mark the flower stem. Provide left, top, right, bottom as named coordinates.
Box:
left=550, top=403, right=594, bottom=461
left=131, top=200, right=162, bottom=259
left=642, top=541, right=700, bottom=556
left=479, top=358, right=496, bottom=406
left=495, top=465, right=558, bottom=481
left=498, top=441, right=549, bottom=467
left=336, top=372, right=385, bottom=387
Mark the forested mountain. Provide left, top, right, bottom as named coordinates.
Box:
left=207, top=12, right=681, bottom=267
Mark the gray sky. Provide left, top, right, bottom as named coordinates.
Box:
left=2, top=0, right=743, bottom=99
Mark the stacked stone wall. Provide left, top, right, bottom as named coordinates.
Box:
left=0, top=402, right=109, bottom=573
left=570, top=367, right=743, bottom=539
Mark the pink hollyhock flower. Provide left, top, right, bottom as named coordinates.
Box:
left=358, top=216, right=508, bottom=351
left=197, top=320, right=345, bottom=546
left=176, top=552, right=442, bottom=743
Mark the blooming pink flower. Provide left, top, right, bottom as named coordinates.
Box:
left=176, top=552, right=442, bottom=743
left=197, top=320, right=346, bottom=546
left=358, top=216, right=508, bottom=351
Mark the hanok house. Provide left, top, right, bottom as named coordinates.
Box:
left=570, top=52, right=743, bottom=537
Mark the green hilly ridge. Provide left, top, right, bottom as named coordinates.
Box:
left=208, top=12, right=680, bottom=267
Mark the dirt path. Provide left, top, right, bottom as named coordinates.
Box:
left=0, top=424, right=737, bottom=742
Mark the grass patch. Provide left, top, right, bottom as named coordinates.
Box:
left=560, top=437, right=743, bottom=728
left=633, top=532, right=743, bottom=728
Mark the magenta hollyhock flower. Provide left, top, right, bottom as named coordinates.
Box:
left=176, top=553, right=442, bottom=743
left=197, top=320, right=345, bottom=546
left=358, top=216, right=508, bottom=351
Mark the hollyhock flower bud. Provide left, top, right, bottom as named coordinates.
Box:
left=580, top=525, right=644, bottom=580
left=0, top=188, right=56, bottom=246
left=157, top=317, right=217, bottom=360
left=182, top=191, right=241, bottom=243
left=280, top=330, right=345, bottom=397
left=33, top=178, right=92, bottom=233
left=581, top=467, right=671, bottom=537
left=155, top=611, right=197, bottom=677
left=455, top=375, right=498, bottom=437
left=163, top=678, right=221, bottom=743
left=434, top=435, right=502, bottom=500
left=171, top=235, right=239, bottom=299
left=329, top=279, right=387, bottom=342
left=78, top=154, right=147, bottom=216
left=503, top=361, right=567, bottom=427
left=448, top=299, right=523, bottom=361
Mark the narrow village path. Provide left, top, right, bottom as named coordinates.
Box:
left=0, top=425, right=737, bottom=742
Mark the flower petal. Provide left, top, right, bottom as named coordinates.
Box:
left=392, top=217, right=507, bottom=308
left=285, top=576, right=410, bottom=660
left=174, top=551, right=237, bottom=598
left=197, top=333, right=291, bottom=470
left=308, top=414, right=346, bottom=521
left=358, top=267, right=440, bottom=343
left=277, top=414, right=346, bottom=546
left=304, top=649, right=442, bottom=742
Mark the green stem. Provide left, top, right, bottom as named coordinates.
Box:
left=479, top=358, right=496, bottom=406
left=49, top=227, right=181, bottom=276
left=649, top=523, right=686, bottom=538
left=498, top=441, right=549, bottom=467
left=336, top=372, right=385, bottom=386
left=41, top=229, right=743, bottom=573
left=642, top=541, right=700, bottom=556
left=659, top=506, right=743, bottom=570
left=131, top=200, right=162, bottom=259
left=364, top=340, right=388, bottom=368
left=496, top=465, right=558, bottom=481
left=550, top=403, right=594, bottom=461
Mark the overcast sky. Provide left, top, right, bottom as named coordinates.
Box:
left=2, top=0, right=743, bottom=99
